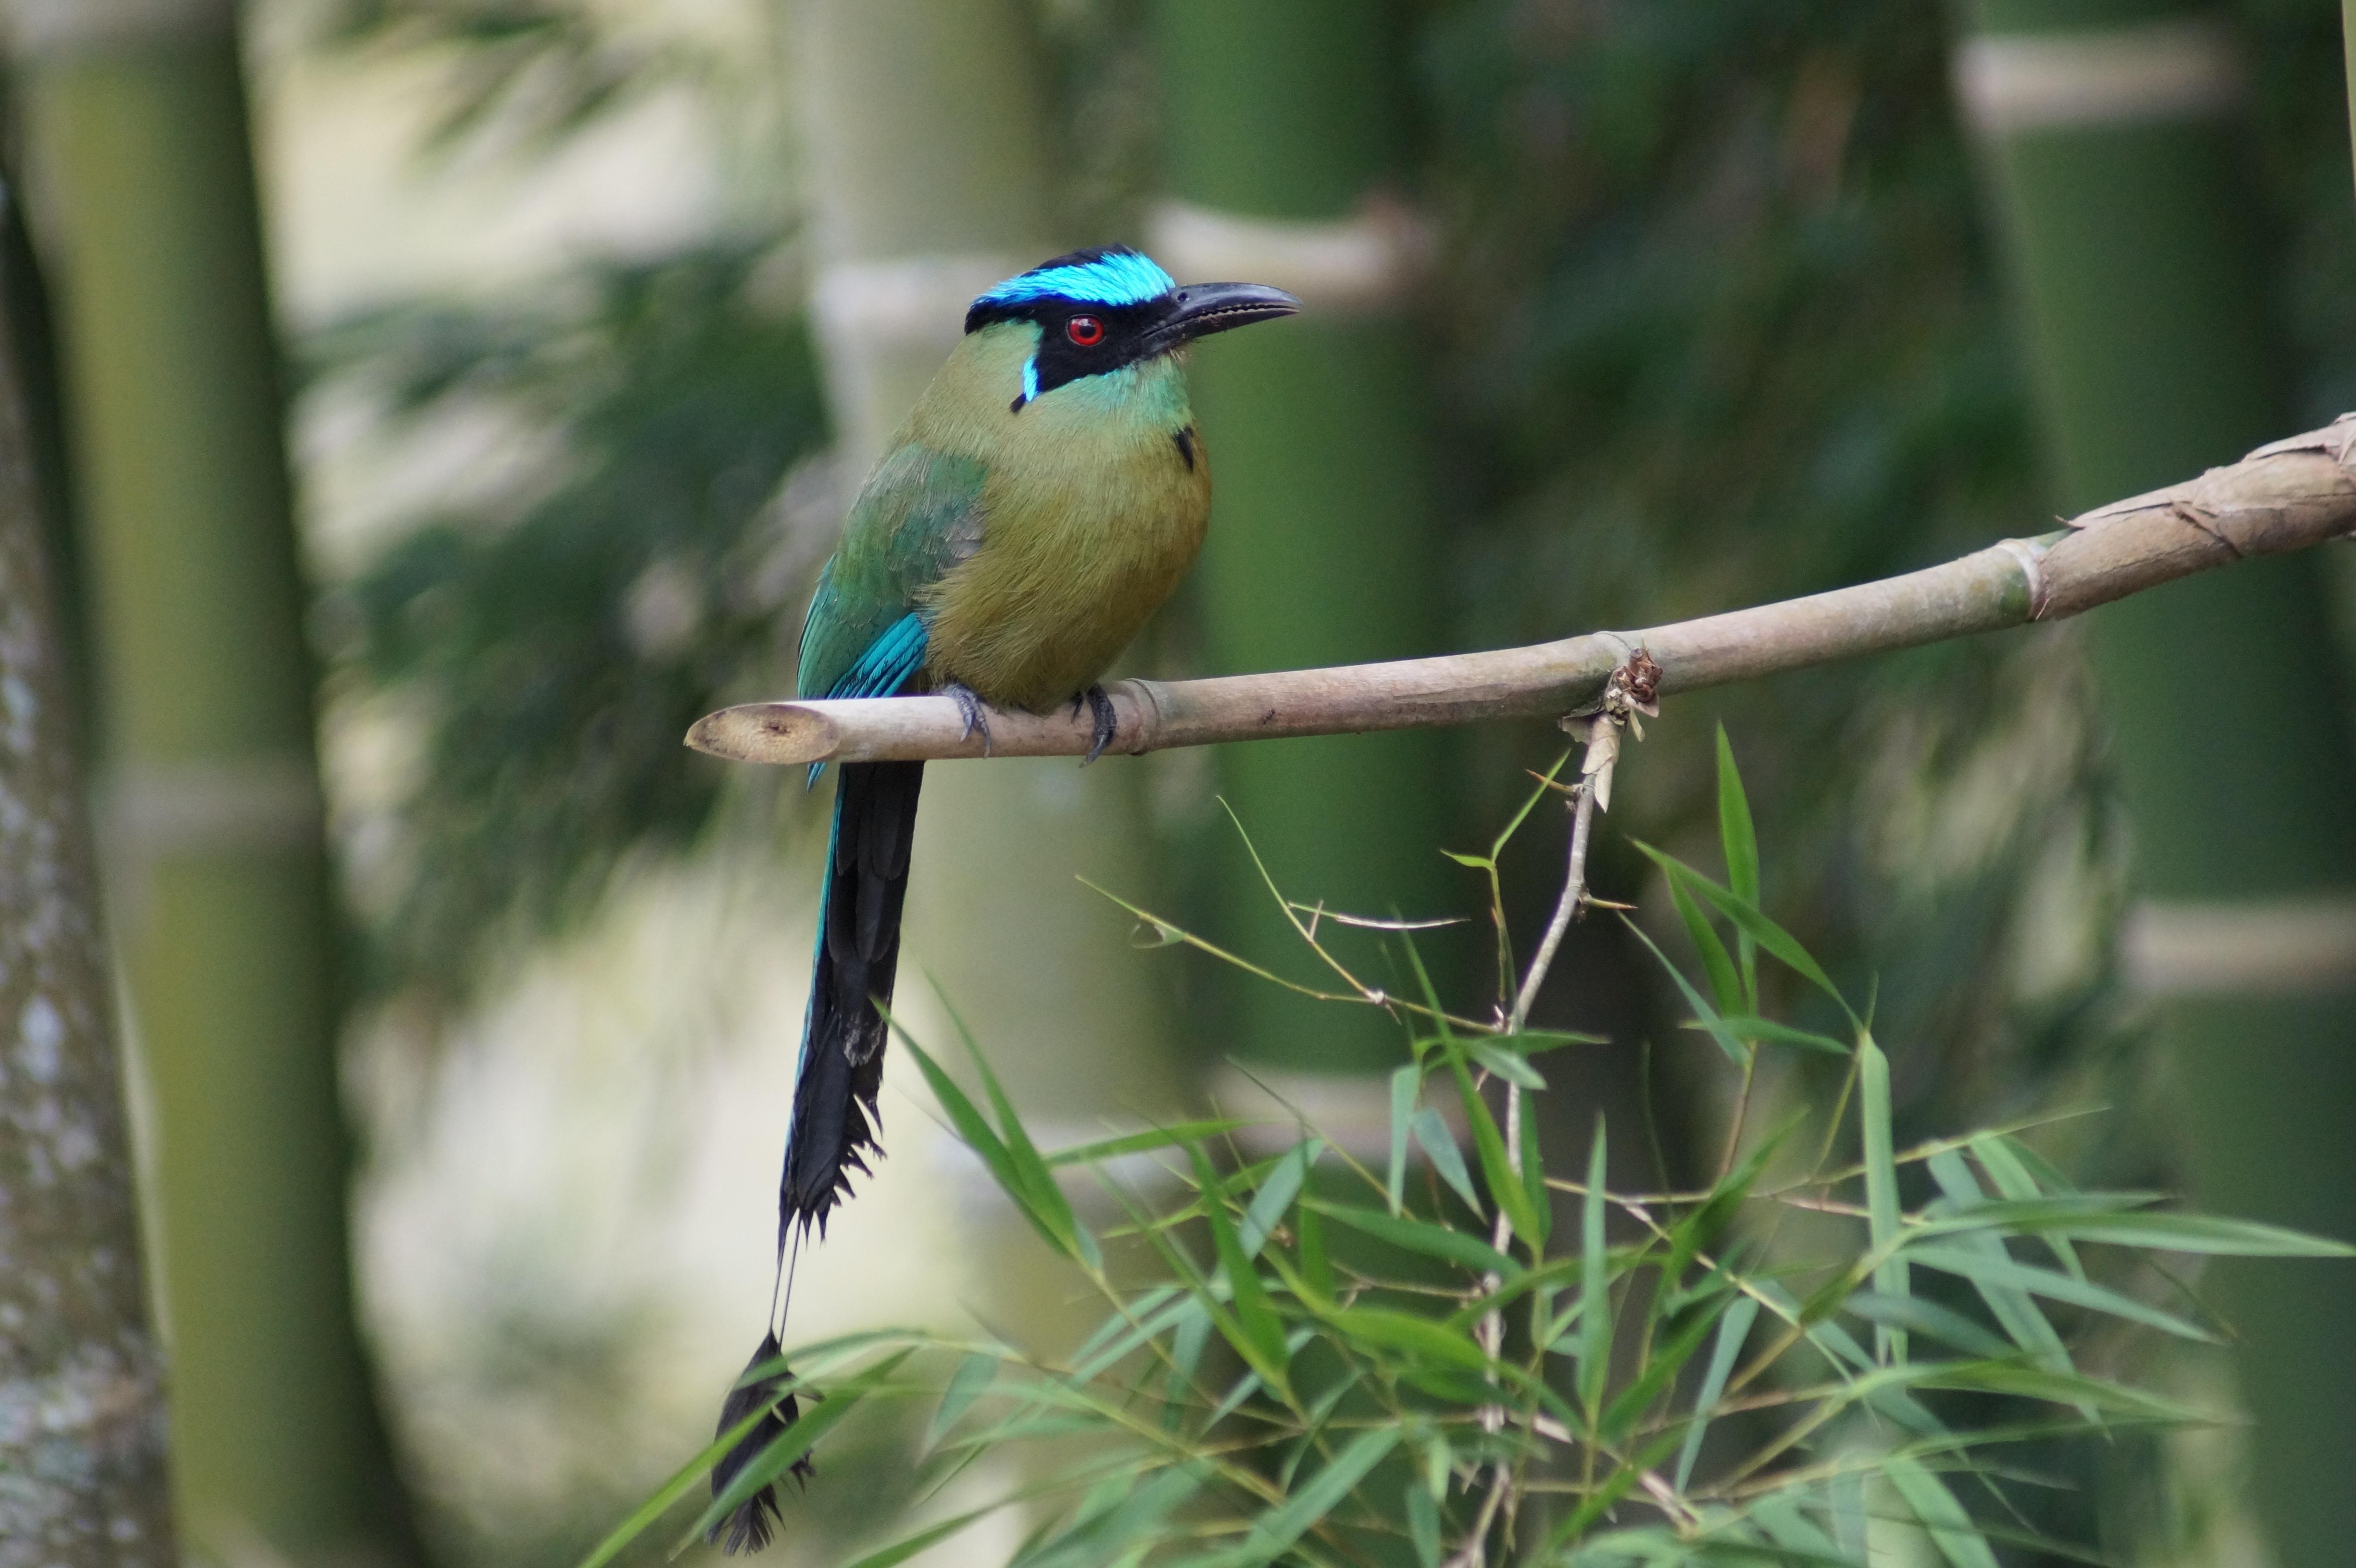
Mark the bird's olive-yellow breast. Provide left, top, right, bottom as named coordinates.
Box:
left=905, top=321, right=1212, bottom=711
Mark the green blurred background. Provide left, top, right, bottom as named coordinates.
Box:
left=8, top=0, right=2356, bottom=1563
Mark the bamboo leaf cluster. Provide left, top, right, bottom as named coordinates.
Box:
left=584, top=743, right=2346, bottom=1566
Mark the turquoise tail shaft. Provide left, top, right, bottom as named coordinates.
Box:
left=779, top=759, right=925, bottom=1241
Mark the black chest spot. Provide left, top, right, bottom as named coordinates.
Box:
left=1172, top=426, right=1197, bottom=471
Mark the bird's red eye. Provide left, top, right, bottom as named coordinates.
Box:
left=1066, top=315, right=1105, bottom=347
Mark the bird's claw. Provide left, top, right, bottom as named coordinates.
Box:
left=944, top=682, right=994, bottom=756
left=1079, top=684, right=1118, bottom=765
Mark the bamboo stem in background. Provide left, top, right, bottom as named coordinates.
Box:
left=12, top=7, right=423, bottom=1562
left=0, top=175, right=175, bottom=1568
left=1150, top=0, right=1456, bottom=1081
left=689, top=418, right=2356, bottom=767
left=2344, top=0, right=2356, bottom=198
left=1958, top=4, right=2356, bottom=1563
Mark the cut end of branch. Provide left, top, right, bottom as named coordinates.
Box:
left=687, top=702, right=839, bottom=767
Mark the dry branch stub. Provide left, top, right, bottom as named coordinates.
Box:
left=689, top=416, right=2356, bottom=768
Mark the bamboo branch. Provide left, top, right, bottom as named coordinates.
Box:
left=687, top=417, right=2356, bottom=768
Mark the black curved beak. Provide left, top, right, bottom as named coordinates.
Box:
left=1152, top=281, right=1301, bottom=352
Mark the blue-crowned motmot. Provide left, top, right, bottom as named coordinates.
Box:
left=710, top=247, right=1297, bottom=1550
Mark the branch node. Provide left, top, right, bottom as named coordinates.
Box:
left=1995, top=537, right=2051, bottom=620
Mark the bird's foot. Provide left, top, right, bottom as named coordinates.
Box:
left=1074, top=684, right=1119, bottom=765
left=943, top=681, right=994, bottom=756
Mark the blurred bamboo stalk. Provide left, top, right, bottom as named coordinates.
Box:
left=1150, top=0, right=1457, bottom=1084
left=2345, top=0, right=2356, bottom=196
left=1956, top=4, right=2356, bottom=1563
left=690, top=417, right=2356, bottom=767
left=9, top=4, right=423, bottom=1561
left=0, top=173, right=174, bottom=1568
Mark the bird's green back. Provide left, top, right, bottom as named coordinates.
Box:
left=798, top=320, right=1212, bottom=712
left=797, top=444, right=986, bottom=701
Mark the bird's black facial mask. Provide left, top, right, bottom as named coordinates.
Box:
left=966, top=246, right=1298, bottom=408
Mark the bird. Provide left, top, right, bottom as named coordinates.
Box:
left=709, top=246, right=1298, bottom=1550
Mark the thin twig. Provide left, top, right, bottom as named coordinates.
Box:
left=1510, top=742, right=1606, bottom=1036
left=1443, top=1466, right=1516, bottom=1568
left=1460, top=708, right=1622, bottom=1568
left=689, top=418, right=2356, bottom=767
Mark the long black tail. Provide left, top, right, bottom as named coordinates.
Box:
left=779, top=759, right=924, bottom=1242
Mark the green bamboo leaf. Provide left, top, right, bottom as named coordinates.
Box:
left=842, top=1501, right=1008, bottom=1568
left=1136, top=1230, right=1262, bottom=1416
left=1578, top=1121, right=1612, bottom=1416
left=1831, top=1472, right=1867, bottom=1557
left=946, top=1410, right=1103, bottom=1449
left=1405, top=1480, right=1442, bottom=1568
left=1715, top=725, right=1761, bottom=1005
left=1413, top=1107, right=1482, bottom=1217
left=1704, top=1015, right=1849, bottom=1056
left=1668, top=870, right=1744, bottom=1018
left=1326, top=1305, right=1491, bottom=1371
left=1519, top=1085, right=1551, bottom=1251
left=1602, top=1283, right=1729, bottom=1444
left=1394, top=1362, right=1501, bottom=1409
left=1632, top=845, right=1850, bottom=1016
left=897, top=1032, right=1072, bottom=1261
left=574, top=1391, right=795, bottom=1568
left=1295, top=1200, right=1335, bottom=1304
left=1240, top=1138, right=1320, bottom=1259
left=1419, top=1430, right=1452, bottom=1503
left=1068, top=1287, right=1181, bottom=1382
left=940, top=995, right=1098, bottom=1270
left=1749, top=1488, right=1845, bottom=1563
left=1859, top=1029, right=1906, bottom=1365
left=1673, top=1293, right=1758, bottom=1492
left=1623, top=914, right=1748, bottom=1065
left=1969, top=1132, right=2084, bottom=1280
left=1663, top=1120, right=1793, bottom=1296
left=1019, top=1466, right=1204, bottom=1568
left=1486, top=1028, right=1607, bottom=1053
left=1044, top=1119, right=1254, bottom=1169
left=1840, top=1292, right=2011, bottom=1360
left=1928, top=1204, right=2356, bottom=1257
left=1905, top=1245, right=2217, bottom=1341
left=1070, top=1291, right=1193, bottom=1387
left=1014, top=1471, right=1139, bottom=1568
left=1884, top=1454, right=2000, bottom=1568
left=1909, top=1361, right=2213, bottom=1422
left=927, top=1351, right=999, bottom=1448
left=1492, top=747, right=1574, bottom=856
left=1450, top=1047, right=1542, bottom=1245
left=1204, top=1428, right=1401, bottom=1568
left=1308, top=1198, right=1518, bottom=1277
left=681, top=1350, right=912, bottom=1549
left=1468, top=1039, right=1546, bottom=1089
left=1989, top=1132, right=2078, bottom=1195
left=1168, top=1298, right=1212, bottom=1387
left=1388, top=1063, right=1418, bottom=1216
left=1754, top=1275, right=1874, bottom=1372
left=1190, top=1147, right=1294, bottom=1400
left=1922, top=1151, right=2076, bottom=1399
left=1542, top=1431, right=1681, bottom=1554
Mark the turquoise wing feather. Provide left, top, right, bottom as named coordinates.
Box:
left=797, top=443, right=988, bottom=701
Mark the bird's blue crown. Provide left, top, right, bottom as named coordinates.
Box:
left=970, top=247, right=1176, bottom=317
